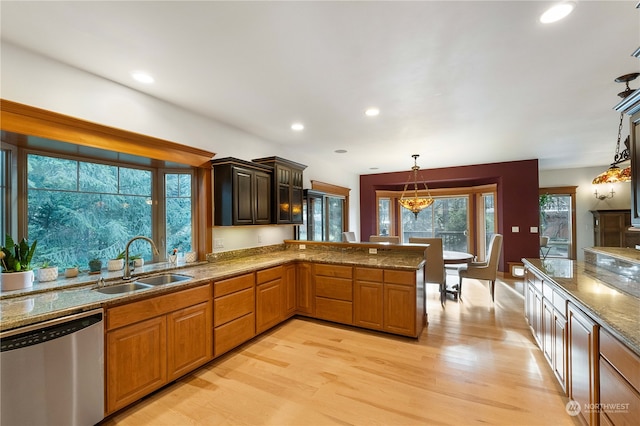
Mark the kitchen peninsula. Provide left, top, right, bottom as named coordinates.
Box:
left=522, top=247, right=640, bottom=426
left=1, top=242, right=426, bottom=416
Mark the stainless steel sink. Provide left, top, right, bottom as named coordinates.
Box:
left=135, top=273, right=192, bottom=286
left=96, top=282, right=152, bottom=294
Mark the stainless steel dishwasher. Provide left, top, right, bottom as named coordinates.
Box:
left=1, top=308, right=104, bottom=426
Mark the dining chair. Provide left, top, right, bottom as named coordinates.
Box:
left=457, top=234, right=503, bottom=301
left=540, top=236, right=551, bottom=259
left=369, top=235, right=400, bottom=243
left=342, top=231, right=357, bottom=242
left=409, top=237, right=446, bottom=306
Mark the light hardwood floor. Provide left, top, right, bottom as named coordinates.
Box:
left=102, top=274, right=580, bottom=426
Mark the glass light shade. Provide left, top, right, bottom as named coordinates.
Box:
left=592, top=165, right=631, bottom=184
left=399, top=196, right=434, bottom=218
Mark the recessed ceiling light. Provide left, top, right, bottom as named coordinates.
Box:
left=335, top=149, right=347, bottom=154
left=291, top=123, right=304, bottom=131
left=365, top=108, right=380, bottom=117
left=131, top=71, right=154, bottom=84
left=540, top=1, right=575, bottom=24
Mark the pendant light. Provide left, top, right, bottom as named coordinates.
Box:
left=592, top=72, right=639, bottom=184
left=399, top=154, right=434, bottom=219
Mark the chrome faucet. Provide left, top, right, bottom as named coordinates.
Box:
left=123, top=236, right=160, bottom=280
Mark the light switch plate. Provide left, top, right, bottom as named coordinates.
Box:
left=512, top=226, right=519, bottom=233
left=530, top=226, right=538, bottom=233
left=369, top=248, right=378, bottom=254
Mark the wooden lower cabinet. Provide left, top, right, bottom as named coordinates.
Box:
left=313, top=264, right=353, bottom=325
left=167, top=302, right=213, bottom=381
left=599, top=328, right=640, bottom=426
left=283, top=263, right=296, bottom=318
left=568, top=301, right=599, bottom=426
left=296, top=262, right=313, bottom=315
left=354, top=267, right=422, bottom=337
left=107, top=316, right=167, bottom=414
left=256, top=266, right=283, bottom=334
left=213, top=273, right=255, bottom=357
left=105, top=284, right=212, bottom=414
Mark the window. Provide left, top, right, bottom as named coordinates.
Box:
left=297, top=181, right=350, bottom=242
left=376, top=184, right=497, bottom=257
left=400, top=196, right=469, bottom=252
left=165, top=173, right=193, bottom=253
left=539, top=187, right=577, bottom=259
left=326, top=195, right=345, bottom=242
left=27, top=152, right=157, bottom=267
left=4, top=139, right=196, bottom=269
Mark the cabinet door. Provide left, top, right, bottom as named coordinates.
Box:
left=631, top=109, right=640, bottom=228
left=107, top=316, right=167, bottom=414
left=383, top=283, right=415, bottom=336
left=296, top=262, right=313, bottom=315
left=233, top=168, right=254, bottom=225
left=283, top=263, right=296, bottom=318
left=256, top=279, right=282, bottom=334
left=167, top=302, right=213, bottom=381
left=354, top=280, right=383, bottom=330
left=291, top=186, right=303, bottom=224
left=542, top=298, right=554, bottom=364
left=255, top=171, right=271, bottom=224
left=553, top=311, right=567, bottom=393
left=568, top=302, right=599, bottom=426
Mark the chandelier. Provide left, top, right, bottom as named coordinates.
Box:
left=399, top=154, right=434, bottom=219
left=592, top=72, right=639, bottom=184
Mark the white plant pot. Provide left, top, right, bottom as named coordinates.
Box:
left=134, top=258, right=144, bottom=268
left=1, top=270, right=35, bottom=292
left=107, top=259, right=124, bottom=271
left=37, top=266, right=59, bottom=282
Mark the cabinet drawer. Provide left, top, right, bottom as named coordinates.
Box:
left=315, top=297, right=353, bottom=324
left=314, top=263, right=353, bottom=279
left=355, top=267, right=383, bottom=282
left=553, top=290, right=567, bottom=314
left=214, top=287, right=254, bottom=326
left=600, top=328, right=640, bottom=392
left=214, top=273, right=254, bottom=298
left=256, top=265, right=283, bottom=284
left=315, top=276, right=353, bottom=301
left=384, top=269, right=415, bottom=285
left=107, top=284, right=211, bottom=331
left=214, top=313, right=255, bottom=357
left=600, top=357, right=640, bottom=425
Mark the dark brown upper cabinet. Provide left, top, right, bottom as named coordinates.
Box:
left=211, top=158, right=272, bottom=226
left=252, top=157, right=307, bottom=224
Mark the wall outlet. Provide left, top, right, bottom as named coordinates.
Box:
left=299, top=244, right=306, bottom=250
left=369, top=248, right=378, bottom=254
left=257, top=234, right=263, bottom=243
left=214, top=239, right=224, bottom=249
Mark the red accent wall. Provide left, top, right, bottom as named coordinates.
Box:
left=360, top=159, right=540, bottom=272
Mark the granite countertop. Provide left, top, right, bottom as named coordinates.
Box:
left=0, top=247, right=425, bottom=332
left=584, top=247, right=640, bottom=265
left=523, top=258, right=640, bottom=357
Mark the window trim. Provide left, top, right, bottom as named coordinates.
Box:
left=1, top=100, right=214, bottom=257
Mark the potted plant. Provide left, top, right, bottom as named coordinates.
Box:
left=37, top=260, right=59, bottom=282
left=0, top=235, right=38, bottom=291
left=107, top=250, right=125, bottom=271
left=130, top=254, right=144, bottom=268
left=88, top=258, right=102, bottom=273
left=64, top=265, right=79, bottom=278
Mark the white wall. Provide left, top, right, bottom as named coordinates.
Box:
left=1, top=42, right=360, bottom=252
left=539, top=165, right=631, bottom=261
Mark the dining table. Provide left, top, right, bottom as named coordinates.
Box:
left=441, top=250, right=474, bottom=302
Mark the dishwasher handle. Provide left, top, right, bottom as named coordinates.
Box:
left=0, top=308, right=103, bottom=352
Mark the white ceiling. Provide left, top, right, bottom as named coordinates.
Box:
left=1, top=1, right=639, bottom=175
